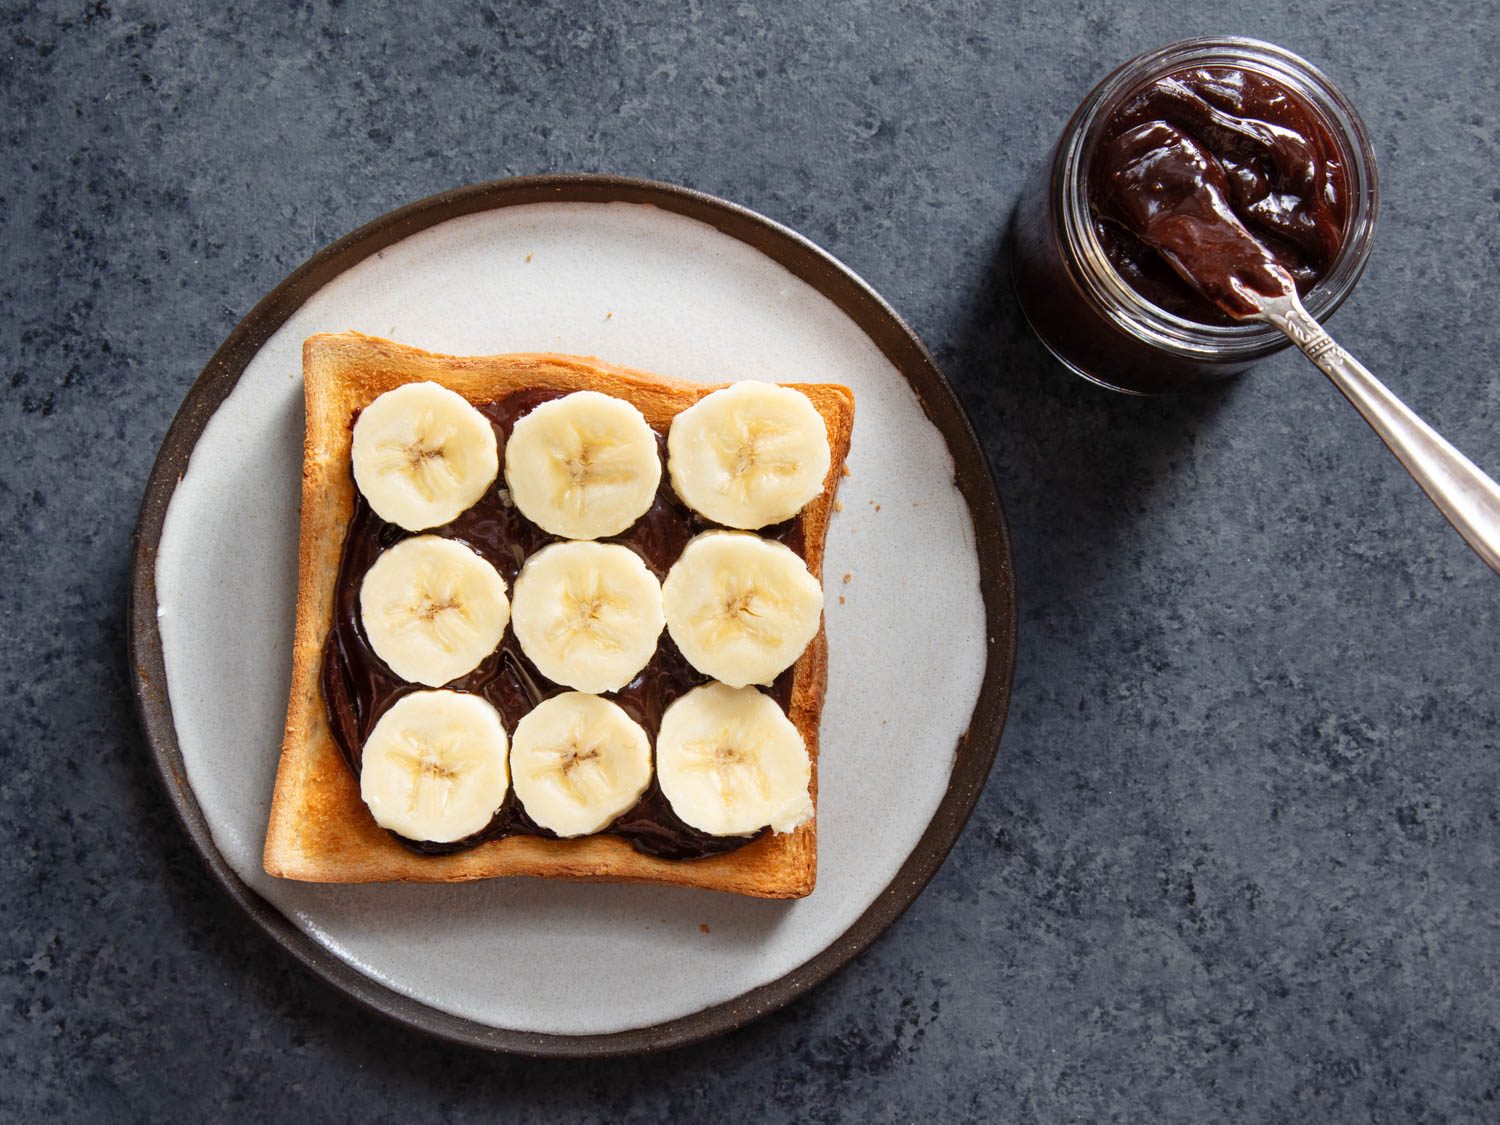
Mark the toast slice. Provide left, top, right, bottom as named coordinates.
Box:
left=263, top=332, right=853, bottom=898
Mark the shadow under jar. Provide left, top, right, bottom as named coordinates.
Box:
left=1011, top=37, right=1379, bottom=395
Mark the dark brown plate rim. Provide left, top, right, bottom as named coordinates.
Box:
left=127, top=174, right=1016, bottom=1058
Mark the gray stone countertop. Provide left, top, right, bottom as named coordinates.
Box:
left=3, top=1, right=1497, bottom=1120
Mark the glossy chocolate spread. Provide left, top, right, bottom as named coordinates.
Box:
left=321, top=389, right=803, bottom=859
left=1089, top=65, right=1349, bottom=322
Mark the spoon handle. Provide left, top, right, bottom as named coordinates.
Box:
left=1256, top=292, right=1500, bottom=574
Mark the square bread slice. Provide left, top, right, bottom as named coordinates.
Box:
left=263, top=332, right=854, bottom=898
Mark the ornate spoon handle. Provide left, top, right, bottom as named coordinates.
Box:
left=1255, top=290, right=1500, bottom=574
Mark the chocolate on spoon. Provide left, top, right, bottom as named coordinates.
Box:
left=1094, top=120, right=1297, bottom=318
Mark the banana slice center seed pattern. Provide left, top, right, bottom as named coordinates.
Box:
left=385, top=412, right=462, bottom=502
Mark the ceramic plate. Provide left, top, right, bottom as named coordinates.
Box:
left=129, top=176, right=1015, bottom=1056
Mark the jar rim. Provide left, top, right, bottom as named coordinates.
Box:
left=1054, top=37, right=1380, bottom=361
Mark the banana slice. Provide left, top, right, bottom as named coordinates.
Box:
left=360, top=690, right=509, bottom=843
left=504, top=391, right=661, bottom=539
left=352, top=382, right=499, bottom=531
left=360, top=535, right=510, bottom=687
left=656, top=682, right=812, bottom=836
left=667, top=381, right=831, bottom=529
left=510, top=692, right=653, bottom=837
left=510, top=541, right=664, bottom=693
left=661, top=530, right=823, bottom=687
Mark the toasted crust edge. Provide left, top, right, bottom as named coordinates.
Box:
left=262, top=332, right=853, bottom=899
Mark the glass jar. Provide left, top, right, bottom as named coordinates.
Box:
left=1010, top=37, right=1380, bottom=395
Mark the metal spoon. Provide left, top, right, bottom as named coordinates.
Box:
left=1253, top=289, right=1500, bottom=574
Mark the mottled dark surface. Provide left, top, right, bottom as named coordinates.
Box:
left=3, top=0, right=1498, bottom=1119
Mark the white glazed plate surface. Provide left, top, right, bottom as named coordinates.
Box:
left=153, top=198, right=987, bottom=1036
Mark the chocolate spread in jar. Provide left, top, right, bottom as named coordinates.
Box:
left=320, top=389, right=805, bottom=860
left=1089, top=65, right=1349, bottom=323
